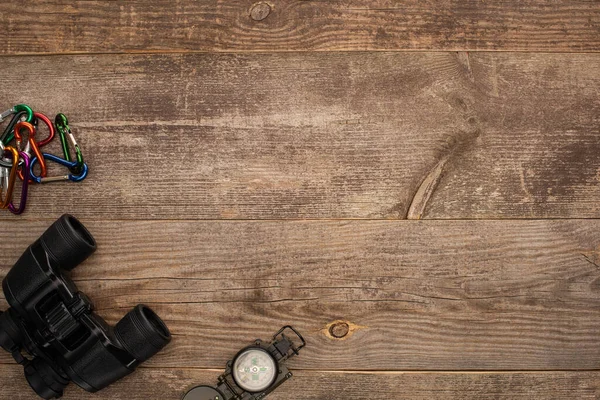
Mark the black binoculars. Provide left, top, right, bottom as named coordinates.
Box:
left=0, top=215, right=171, bottom=399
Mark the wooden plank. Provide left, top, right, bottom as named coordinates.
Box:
left=0, top=52, right=599, bottom=220
left=1, top=1, right=599, bottom=53
left=1, top=366, right=598, bottom=400
left=0, top=219, right=599, bottom=370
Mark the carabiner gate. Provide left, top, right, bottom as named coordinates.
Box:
left=0, top=109, right=12, bottom=122
left=0, top=146, right=19, bottom=208
left=9, top=151, right=30, bottom=215
left=14, top=121, right=46, bottom=182
left=0, top=104, right=33, bottom=123
left=55, top=113, right=84, bottom=174
left=29, top=153, right=88, bottom=184
left=0, top=104, right=34, bottom=144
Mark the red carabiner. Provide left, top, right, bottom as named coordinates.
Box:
left=33, top=112, right=55, bottom=148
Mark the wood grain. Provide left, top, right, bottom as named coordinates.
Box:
left=0, top=1, right=597, bottom=399
left=1, top=1, right=599, bottom=54
left=0, top=52, right=598, bottom=220
left=0, top=219, right=599, bottom=370
left=1, top=365, right=599, bottom=400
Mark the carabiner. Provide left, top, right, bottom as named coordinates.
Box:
left=32, top=112, right=56, bottom=147
left=1, top=110, right=28, bottom=145
left=0, top=104, right=34, bottom=144
left=0, top=146, right=19, bottom=208
left=55, top=113, right=84, bottom=174
left=8, top=151, right=30, bottom=215
left=14, top=122, right=46, bottom=182
left=29, top=153, right=88, bottom=184
left=0, top=104, right=33, bottom=124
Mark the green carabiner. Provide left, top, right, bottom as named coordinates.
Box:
left=0, top=104, right=34, bottom=144
left=54, top=113, right=84, bottom=174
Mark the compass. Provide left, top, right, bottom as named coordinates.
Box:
left=182, top=326, right=305, bottom=400
left=232, top=347, right=277, bottom=392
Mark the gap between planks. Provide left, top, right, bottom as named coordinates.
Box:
left=2, top=218, right=600, bottom=223
left=1, top=49, right=600, bottom=58
left=0, top=362, right=597, bottom=374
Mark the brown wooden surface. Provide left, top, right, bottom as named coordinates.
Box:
left=1, top=365, right=599, bottom=400
left=1, top=220, right=600, bottom=372
left=0, top=52, right=599, bottom=220
left=1, top=1, right=600, bottom=399
left=1, top=1, right=600, bottom=53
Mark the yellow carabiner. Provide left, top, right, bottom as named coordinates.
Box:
left=0, top=146, right=19, bottom=209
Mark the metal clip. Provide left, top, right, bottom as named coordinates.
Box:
left=32, top=112, right=56, bottom=148
left=8, top=151, right=30, bottom=215
left=0, top=109, right=12, bottom=122
left=1, top=110, right=28, bottom=145
left=55, top=113, right=84, bottom=174
left=0, top=147, right=19, bottom=208
left=29, top=153, right=88, bottom=184
left=0, top=166, right=8, bottom=198
left=14, top=122, right=46, bottom=182
left=0, top=105, right=34, bottom=143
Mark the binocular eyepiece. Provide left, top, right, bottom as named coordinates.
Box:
left=0, top=215, right=171, bottom=399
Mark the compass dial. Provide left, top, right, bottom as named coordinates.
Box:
left=232, top=348, right=277, bottom=392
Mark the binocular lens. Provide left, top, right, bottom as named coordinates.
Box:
left=39, top=214, right=96, bottom=272
left=114, top=305, right=171, bottom=362
left=24, top=358, right=69, bottom=400
left=0, top=309, right=22, bottom=352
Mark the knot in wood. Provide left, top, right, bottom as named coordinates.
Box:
left=329, top=322, right=350, bottom=338
left=250, top=3, right=271, bottom=21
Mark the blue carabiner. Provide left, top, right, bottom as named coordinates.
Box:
left=29, top=153, right=88, bottom=183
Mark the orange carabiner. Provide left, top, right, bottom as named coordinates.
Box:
left=14, top=121, right=46, bottom=182
left=0, top=146, right=19, bottom=208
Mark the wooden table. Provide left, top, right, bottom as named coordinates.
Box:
left=1, top=1, right=599, bottom=399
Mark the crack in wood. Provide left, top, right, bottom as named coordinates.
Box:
left=406, top=86, right=483, bottom=220
left=582, top=254, right=600, bottom=270
left=406, top=155, right=450, bottom=220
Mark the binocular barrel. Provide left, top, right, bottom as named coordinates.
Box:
left=3, top=215, right=96, bottom=313
left=37, top=213, right=97, bottom=271
left=115, top=304, right=172, bottom=363
left=0, top=215, right=171, bottom=399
